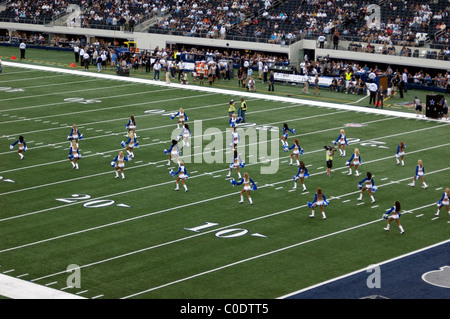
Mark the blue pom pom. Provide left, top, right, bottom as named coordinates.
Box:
left=121, top=141, right=126, bottom=147
left=307, top=202, right=313, bottom=208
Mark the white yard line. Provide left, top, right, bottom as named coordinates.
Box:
left=3, top=61, right=450, bottom=124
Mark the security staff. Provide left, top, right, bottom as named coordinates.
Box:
left=74, top=44, right=80, bottom=63
left=19, top=41, right=26, bottom=59
left=345, top=69, right=352, bottom=88
left=368, top=82, right=378, bottom=105
left=240, top=98, right=247, bottom=123
left=228, top=99, right=236, bottom=118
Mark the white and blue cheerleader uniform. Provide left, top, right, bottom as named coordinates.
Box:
left=111, top=152, right=130, bottom=179
left=67, top=128, right=83, bottom=143
left=229, top=129, right=240, bottom=149
left=227, top=153, right=245, bottom=178
left=286, top=141, right=304, bottom=165
left=170, top=163, right=189, bottom=192
left=410, top=163, right=428, bottom=188
left=121, top=134, right=139, bottom=158
left=333, top=132, right=348, bottom=156
left=281, top=125, right=296, bottom=147
left=171, top=110, right=189, bottom=129
left=293, top=165, right=309, bottom=191
left=178, top=126, right=191, bottom=147
left=231, top=175, right=257, bottom=205
left=307, top=191, right=329, bottom=219
left=346, top=151, right=361, bottom=176
left=68, top=142, right=81, bottom=169
left=435, top=189, right=450, bottom=217
left=10, top=138, right=27, bottom=159
left=395, top=143, right=406, bottom=166
left=357, top=174, right=377, bottom=203
left=126, top=118, right=136, bottom=134
left=383, top=204, right=405, bottom=234
left=164, top=141, right=181, bottom=165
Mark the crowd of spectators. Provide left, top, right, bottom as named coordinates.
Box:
left=78, top=0, right=166, bottom=30
left=0, top=0, right=78, bottom=24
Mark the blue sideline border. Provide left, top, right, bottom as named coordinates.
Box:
left=281, top=239, right=450, bottom=299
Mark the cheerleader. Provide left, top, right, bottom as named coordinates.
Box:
left=170, top=108, right=189, bottom=129
left=357, top=172, right=377, bottom=203
left=9, top=136, right=27, bottom=160
left=164, top=139, right=180, bottom=165
left=229, top=113, right=242, bottom=130
left=435, top=188, right=450, bottom=217
left=170, top=161, right=189, bottom=192
left=333, top=129, right=348, bottom=156
left=280, top=123, right=296, bottom=148
left=409, top=159, right=428, bottom=188
left=67, top=124, right=83, bottom=144
left=227, top=149, right=245, bottom=178
left=346, top=148, right=361, bottom=176
left=178, top=124, right=191, bottom=147
left=293, top=161, right=309, bottom=191
left=121, top=131, right=139, bottom=158
left=231, top=172, right=257, bottom=205
left=68, top=140, right=81, bottom=169
left=383, top=201, right=405, bottom=234
left=307, top=187, right=328, bottom=219
left=395, top=141, right=406, bottom=166
left=111, top=150, right=130, bottom=179
left=229, top=126, right=240, bottom=150
left=126, top=116, right=136, bottom=136
left=285, top=138, right=304, bottom=166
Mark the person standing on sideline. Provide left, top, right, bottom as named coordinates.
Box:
left=368, top=81, right=378, bottom=105
left=83, top=50, right=90, bottom=70
left=375, top=85, right=384, bottom=108
left=383, top=201, right=405, bottom=234
left=268, top=70, right=274, bottom=91
left=402, top=69, right=408, bottom=93
left=317, top=33, right=326, bottom=48
left=440, top=97, right=448, bottom=120
left=263, top=63, right=268, bottom=83
left=0, top=59, right=2, bottom=77
left=19, top=41, right=26, bottom=59
left=239, top=98, right=247, bottom=123
left=74, top=44, right=80, bottom=63
left=153, top=59, right=161, bottom=80
left=313, top=74, right=320, bottom=95
left=414, top=96, right=425, bottom=117
left=79, top=46, right=85, bottom=67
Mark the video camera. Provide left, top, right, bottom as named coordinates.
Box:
left=323, top=145, right=336, bottom=151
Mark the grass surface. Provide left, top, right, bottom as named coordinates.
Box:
left=0, top=48, right=449, bottom=299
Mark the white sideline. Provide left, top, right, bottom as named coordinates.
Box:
left=0, top=274, right=85, bottom=299
left=3, top=61, right=449, bottom=124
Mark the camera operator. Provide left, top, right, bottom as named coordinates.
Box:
left=325, top=145, right=335, bottom=177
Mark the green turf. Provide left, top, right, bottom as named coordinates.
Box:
left=0, top=55, right=449, bottom=299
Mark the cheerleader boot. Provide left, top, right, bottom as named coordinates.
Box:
left=289, top=158, right=293, bottom=165
left=121, top=173, right=125, bottom=179
left=183, top=184, right=188, bottom=192
left=422, top=182, right=428, bottom=189
left=296, top=159, right=300, bottom=166
left=370, top=196, right=375, bottom=203
left=355, top=170, right=360, bottom=176
left=384, top=224, right=390, bottom=231
left=293, top=182, right=297, bottom=190
left=249, top=197, right=253, bottom=205
left=302, top=183, right=307, bottom=192
left=348, top=168, right=352, bottom=176
left=309, top=210, right=315, bottom=218
left=399, top=225, right=405, bottom=234
left=238, top=172, right=241, bottom=179
left=239, top=195, right=244, bottom=204
left=322, top=211, right=327, bottom=220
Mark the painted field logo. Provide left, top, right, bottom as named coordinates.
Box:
left=344, top=123, right=367, bottom=128
left=422, top=266, right=450, bottom=288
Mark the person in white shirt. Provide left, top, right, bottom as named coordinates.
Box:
left=368, top=82, right=378, bottom=105
left=19, top=41, right=26, bottom=59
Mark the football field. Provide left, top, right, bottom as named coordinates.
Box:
left=0, top=61, right=449, bottom=300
